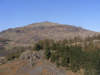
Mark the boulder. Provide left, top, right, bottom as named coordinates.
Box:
left=0, top=57, right=7, bottom=64
left=20, top=51, right=40, bottom=66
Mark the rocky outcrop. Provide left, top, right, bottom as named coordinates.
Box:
left=20, top=51, right=41, bottom=66
left=0, top=57, right=7, bottom=64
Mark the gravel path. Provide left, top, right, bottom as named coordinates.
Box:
left=29, top=60, right=66, bottom=75
left=17, top=60, right=67, bottom=75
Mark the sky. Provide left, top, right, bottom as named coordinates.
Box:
left=0, top=0, right=100, bottom=32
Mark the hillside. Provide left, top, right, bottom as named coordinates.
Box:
left=0, top=22, right=100, bottom=75
left=0, top=22, right=98, bottom=46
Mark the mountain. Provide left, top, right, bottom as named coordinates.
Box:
left=0, top=22, right=98, bottom=46
left=0, top=22, right=100, bottom=75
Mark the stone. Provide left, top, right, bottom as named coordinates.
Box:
left=20, top=51, right=40, bottom=66
left=0, top=57, right=7, bottom=64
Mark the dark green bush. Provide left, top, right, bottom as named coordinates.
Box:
left=34, top=39, right=100, bottom=75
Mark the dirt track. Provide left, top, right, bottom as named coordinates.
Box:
left=0, top=60, right=67, bottom=75
left=17, top=60, right=67, bottom=75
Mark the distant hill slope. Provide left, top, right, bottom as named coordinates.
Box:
left=0, top=22, right=98, bottom=46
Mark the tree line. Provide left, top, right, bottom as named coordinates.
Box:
left=34, top=37, right=100, bottom=75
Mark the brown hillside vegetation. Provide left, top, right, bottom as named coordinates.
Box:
left=0, top=22, right=98, bottom=46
